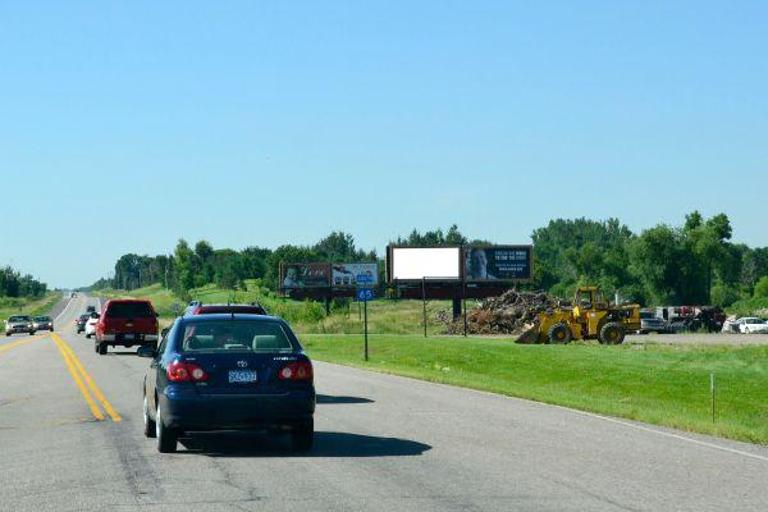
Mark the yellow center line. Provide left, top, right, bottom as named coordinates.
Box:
left=51, top=335, right=105, bottom=421
left=52, top=333, right=122, bottom=422
left=0, top=334, right=49, bottom=355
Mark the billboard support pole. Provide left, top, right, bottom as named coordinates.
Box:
left=422, top=277, right=427, bottom=338
left=463, top=280, right=468, bottom=337
left=364, top=299, right=369, bottom=361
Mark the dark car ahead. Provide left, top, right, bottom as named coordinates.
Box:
left=139, top=314, right=315, bottom=453
left=184, top=303, right=268, bottom=316
left=75, top=314, right=90, bottom=333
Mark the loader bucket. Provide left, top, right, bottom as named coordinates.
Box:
left=515, top=323, right=542, bottom=344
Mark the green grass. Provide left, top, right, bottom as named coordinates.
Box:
left=98, top=282, right=453, bottom=334
left=300, top=333, right=768, bottom=445
left=0, top=293, right=62, bottom=320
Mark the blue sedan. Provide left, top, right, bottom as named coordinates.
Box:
left=140, top=314, right=316, bottom=453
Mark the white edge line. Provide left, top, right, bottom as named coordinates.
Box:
left=54, top=294, right=76, bottom=324
left=316, top=361, right=768, bottom=464
left=551, top=404, right=768, bottom=464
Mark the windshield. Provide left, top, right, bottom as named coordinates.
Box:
left=34, top=316, right=50, bottom=321
left=180, top=320, right=296, bottom=353
left=640, top=312, right=655, bottom=319
left=9, top=316, right=30, bottom=322
left=745, top=319, right=764, bottom=324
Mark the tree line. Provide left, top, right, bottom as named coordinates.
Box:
left=90, top=213, right=768, bottom=308
left=0, top=266, right=47, bottom=298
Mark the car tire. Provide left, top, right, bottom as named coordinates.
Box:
left=547, top=323, right=572, bottom=344
left=143, top=395, right=156, bottom=438
left=291, top=418, right=314, bottom=453
left=599, top=322, right=625, bottom=345
left=29, top=331, right=35, bottom=336
left=98, top=342, right=108, bottom=355
left=156, top=403, right=177, bottom=453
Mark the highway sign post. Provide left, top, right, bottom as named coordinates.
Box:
left=356, top=287, right=374, bottom=361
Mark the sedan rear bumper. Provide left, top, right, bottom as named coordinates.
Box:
left=158, top=386, right=315, bottom=432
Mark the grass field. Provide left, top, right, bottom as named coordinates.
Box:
left=98, top=282, right=454, bottom=334
left=301, top=333, right=768, bottom=445
left=0, top=293, right=61, bottom=321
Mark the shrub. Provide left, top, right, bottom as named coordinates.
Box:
left=754, top=276, right=768, bottom=299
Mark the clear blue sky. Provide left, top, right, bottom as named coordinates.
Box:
left=1, top=1, right=766, bottom=289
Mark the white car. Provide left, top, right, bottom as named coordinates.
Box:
left=84, top=314, right=99, bottom=338
left=737, top=317, right=768, bottom=334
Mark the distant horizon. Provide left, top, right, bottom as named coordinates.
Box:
left=13, top=210, right=762, bottom=290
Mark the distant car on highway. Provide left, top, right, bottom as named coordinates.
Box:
left=638, top=311, right=667, bottom=334
left=95, top=299, right=159, bottom=355
left=184, top=303, right=268, bottom=317
left=5, top=315, right=35, bottom=336
left=85, top=313, right=100, bottom=338
left=736, top=317, right=768, bottom=334
left=75, top=314, right=90, bottom=333
left=86, top=305, right=96, bottom=314
left=139, top=314, right=315, bottom=453
left=32, top=316, right=54, bottom=332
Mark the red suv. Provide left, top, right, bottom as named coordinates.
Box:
left=95, top=299, right=159, bottom=355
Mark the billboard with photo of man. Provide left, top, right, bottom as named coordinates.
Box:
left=463, top=246, right=533, bottom=282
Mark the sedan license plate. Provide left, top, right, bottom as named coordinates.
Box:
left=228, top=370, right=258, bottom=384
left=124, top=334, right=135, bottom=340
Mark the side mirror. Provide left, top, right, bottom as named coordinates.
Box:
left=137, top=346, right=156, bottom=358
left=160, top=327, right=170, bottom=338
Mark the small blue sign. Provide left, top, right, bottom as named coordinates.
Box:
left=356, top=274, right=374, bottom=285
left=356, top=288, right=375, bottom=302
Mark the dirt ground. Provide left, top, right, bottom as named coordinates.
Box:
left=626, top=332, right=768, bottom=346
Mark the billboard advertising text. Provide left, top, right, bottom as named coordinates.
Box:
left=332, top=263, right=378, bottom=288
left=464, top=246, right=533, bottom=281
left=281, top=263, right=331, bottom=289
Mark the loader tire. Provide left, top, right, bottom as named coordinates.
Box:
left=599, top=322, right=625, bottom=345
left=547, top=323, right=572, bottom=344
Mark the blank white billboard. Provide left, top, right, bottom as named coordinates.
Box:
left=391, top=247, right=461, bottom=280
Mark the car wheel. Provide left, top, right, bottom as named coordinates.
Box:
left=291, top=418, right=314, bottom=453
left=98, top=342, right=108, bottom=355
left=29, top=331, right=35, bottom=336
left=143, top=395, right=156, bottom=438
left=156, top=403, right=177, bottom=453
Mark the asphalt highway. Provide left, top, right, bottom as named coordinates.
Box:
left=1, top=294, right=766, bottom=511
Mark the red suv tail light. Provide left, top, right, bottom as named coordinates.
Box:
left=167, top=361, right=209, bottom=382
left=278, top=361, right=313, bottom=382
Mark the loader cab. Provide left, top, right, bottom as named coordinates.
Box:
left=575, top=287, right=608, bottom=312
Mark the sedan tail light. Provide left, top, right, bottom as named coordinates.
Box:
left=167, top=361, right=209, bottom=382
left=278, top=361, right=313, bottom=382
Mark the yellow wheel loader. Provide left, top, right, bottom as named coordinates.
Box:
left=517, top=287, right=640, bottom=345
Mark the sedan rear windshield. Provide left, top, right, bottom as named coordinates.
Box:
left=34, top=317, right=51, bottom=321
left=9, top=316, right=31, bottom=322
left=181, top=321, right=296, bottom=353
left=106, top=302, right=154, bottom=318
